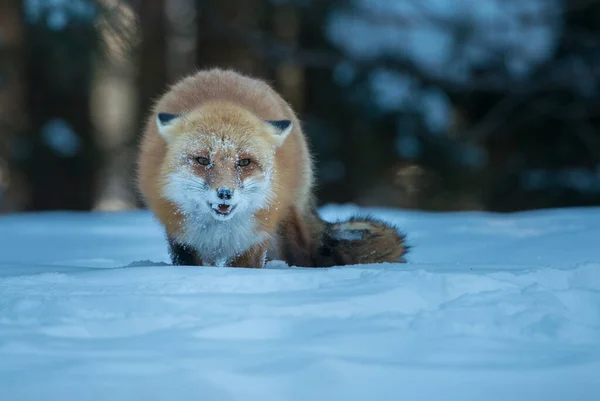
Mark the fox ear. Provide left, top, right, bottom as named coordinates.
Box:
left=265, top=120, right=292, bottom=146
left=156, top=112, right=181, bottom=140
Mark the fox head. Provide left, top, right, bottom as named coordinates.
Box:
left=157, top=102, right=292, bottom=221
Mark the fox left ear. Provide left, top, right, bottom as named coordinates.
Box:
left=156, top=112, right=181, bottom=141
left=266, top=120, right=292, bottom=146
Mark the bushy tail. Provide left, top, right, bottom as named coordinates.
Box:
left=277, top=206, right=408, bottom=268
left=314, top=215, right=408, bottom=267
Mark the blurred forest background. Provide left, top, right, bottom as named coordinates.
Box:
left=1, top=0, right=600, bottom=214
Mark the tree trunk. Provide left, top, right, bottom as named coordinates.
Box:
left=0, top=0, right=27, bottom=212
left=272, top=3, right=305, bottom=113
left=195, top=0, right=269, bottom=78
left=137, top=0, right=167, bottom=130
left=24, top=11, right=98, bottom=211
left=92, top=2, right=141, bottom=211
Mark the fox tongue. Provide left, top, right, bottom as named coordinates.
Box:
left=217, top=204, right=231, bottom=214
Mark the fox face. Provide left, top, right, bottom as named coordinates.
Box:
left=156, top=103, right=292, bottom=222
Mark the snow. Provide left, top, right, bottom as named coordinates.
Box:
left=1, top=205, right=600, bottom=400
left=369, top=68, right=417, bottom=111
left=25, top=0, right=96, bottom=30
left=325, top=0, right=563, bottom=135
left=522, top=168, right=600, bottom=194
left=41, top=118, right=82, bottom=157
left=327, top=0, right=561, bottom=80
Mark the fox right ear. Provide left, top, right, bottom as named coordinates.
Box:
left=156, top=112, right=181, bottom=140
left=265, top=119, right=293, bottom=146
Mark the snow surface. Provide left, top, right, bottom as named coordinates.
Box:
left=1, top=204, right=600, bottom=400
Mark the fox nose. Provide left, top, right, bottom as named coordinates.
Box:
left=216, top=187, right=233, bottom=200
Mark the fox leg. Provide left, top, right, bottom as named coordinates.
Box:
left=228, top=243, right=268, bottom=268
left=167, top=237, right=200, bottom=266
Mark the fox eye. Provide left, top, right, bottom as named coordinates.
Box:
left=195, top=157, right=210, bottom=166
left=238, top=158, right=251, bottom=167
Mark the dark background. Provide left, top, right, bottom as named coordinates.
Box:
left=1, top=0, right=599, bottom=214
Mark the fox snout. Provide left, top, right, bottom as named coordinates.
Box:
left=206, top=186, right=238, bottom=219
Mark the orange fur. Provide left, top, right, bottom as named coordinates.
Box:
left=136, top=68, right=408, bottom=268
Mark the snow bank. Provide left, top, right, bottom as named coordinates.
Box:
left=1, top=205, right=599, bottom=400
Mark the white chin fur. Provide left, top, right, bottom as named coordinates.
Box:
left=161, top=171, right=273, bottom=265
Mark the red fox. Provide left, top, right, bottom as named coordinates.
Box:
left=136, top=68, right=407, bottom=268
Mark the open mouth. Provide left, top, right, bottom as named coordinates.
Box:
left=209, top=203, right=236, bottom=217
